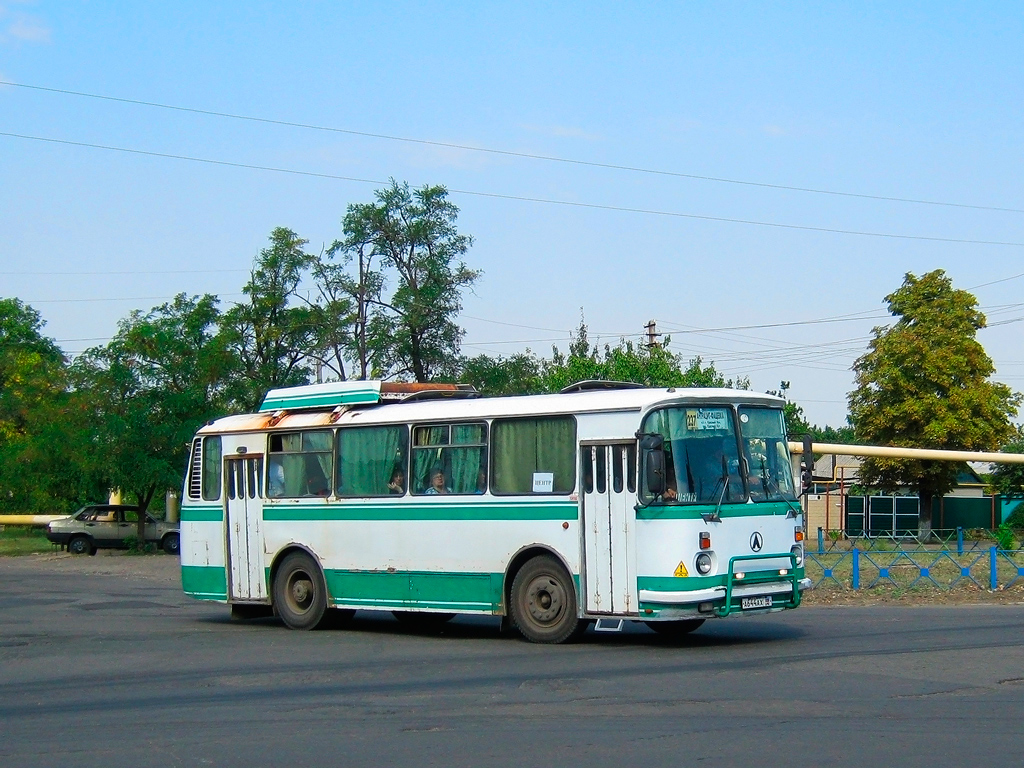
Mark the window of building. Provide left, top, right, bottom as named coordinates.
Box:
left=336, top=425, right=409, bottom=497
left=492, top=416, right=576, bottom=495
left=267, top=430, right=333, bottom=498
left=411, top=423, right=488, bottom=495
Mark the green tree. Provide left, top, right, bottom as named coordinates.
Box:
left=848, top=270, right=1021, bottom=536
left=459, top=352, right=545, bottom=395
left=338, top=180, right=479, bottom=382
left=990, top=425, right=1024, bottom=498
left=222, top=227, right=318, bottom=409
left=73, top=294, right=230, bottom=538
left=0, top=298, right=95, bottom=512
left=538, top=318, right=747, bottom=393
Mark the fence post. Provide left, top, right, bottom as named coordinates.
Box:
left=818, top=527, right=824, bottom=554
left=990, top=546, right=998, bottom=591
left=852, top=547, right=860, bottom=590
left=957, top=527, right=963, bottom=556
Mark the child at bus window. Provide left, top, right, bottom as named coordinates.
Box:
left=474, top=468, right=487, bottom=494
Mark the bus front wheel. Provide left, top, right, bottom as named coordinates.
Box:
left=273, top=552, right=329, bottom=630
left=510, top=555, right=583, bottom=644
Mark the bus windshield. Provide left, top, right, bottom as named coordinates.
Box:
left=641, top=406, right=745, bottom=504
left=738, top=406, right=796, bottom=502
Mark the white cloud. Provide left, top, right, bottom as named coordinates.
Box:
left=0, top=3, right=51, bottom=44
left=762, top=124, right=787, bottom=137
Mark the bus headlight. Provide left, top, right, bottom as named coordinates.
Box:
left=695, top=552, right=713, bottom=575
left=790, top=545, right=804, bottom=567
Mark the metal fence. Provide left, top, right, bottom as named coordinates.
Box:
left=805, top=527, right=1024, bottom=592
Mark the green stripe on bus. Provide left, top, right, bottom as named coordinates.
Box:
left=324, top=569, right=505, bottom=612
left=263, top=503, right=577, bottom=521
left=635, top=501, right=796, bottom=520
left=182, top=565, right=227, bottom=600
left=180, top=506, right=223, bottom=522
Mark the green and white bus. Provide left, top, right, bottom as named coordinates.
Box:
left=180, top=380, right=808, bottom=643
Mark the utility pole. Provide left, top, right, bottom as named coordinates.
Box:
left=644, top=319, right=661, bottom=349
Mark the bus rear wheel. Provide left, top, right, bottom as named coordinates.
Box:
left=510, top=555, right=582, bottom=644
left=645, top=619, right=706, bottom=638
left=273, top=552, right=329, bottom=630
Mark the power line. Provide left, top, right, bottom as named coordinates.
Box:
left=1, top=268, right=248, bottom=276
left=4, top=79, right=1023, bottom=215
left=5, top=130, right=1024, bottom=248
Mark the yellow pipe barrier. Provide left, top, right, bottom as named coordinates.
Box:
left=0, top=514, right=70, bottom=526
left=787, top=442, right=1024, bottom=464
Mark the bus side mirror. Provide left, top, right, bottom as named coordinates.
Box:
left=638, top=433, right=666, bottom=496
left=645, top=451, right=666, bottom=496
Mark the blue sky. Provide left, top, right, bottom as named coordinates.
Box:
left=2, top=2, right=1023, bottom=426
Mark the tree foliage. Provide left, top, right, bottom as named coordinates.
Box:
left=221, top=228, right=317, bottom=411
left=333, top=180, right=479, bottom=382
left=990, top=425, right=1024, bottom=498
left=848, top=270, right=1021, bottom=532
left=72, top=294, right=230, bottom=528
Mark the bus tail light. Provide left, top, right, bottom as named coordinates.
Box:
left=794, top=527, right=804, bottom=542
left=699, top=532, right=711, bottom=550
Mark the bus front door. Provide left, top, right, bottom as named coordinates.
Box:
left=581, top=443, right=638, bottom=615
left=224, top=455, right=267, bottom=602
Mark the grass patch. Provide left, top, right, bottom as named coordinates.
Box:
left=0, top=526, right=54, bottom=556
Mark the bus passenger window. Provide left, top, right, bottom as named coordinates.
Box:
left=491, top=416, right=576, bottom=495
left=336, top=425, right=409, bottom=497
left=268, top=430, right=334, bottom=498
left=411, top=423, right=488, bottom=495
left=201, top=436, right=222, bottom=501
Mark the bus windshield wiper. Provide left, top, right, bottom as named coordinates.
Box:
left=702, top=456, right=729, bottom=523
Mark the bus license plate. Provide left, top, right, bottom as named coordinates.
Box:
left=741, top=596, right=773, bottom=610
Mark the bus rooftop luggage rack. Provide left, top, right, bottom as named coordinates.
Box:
left=259, top=381, right=477, bottom=412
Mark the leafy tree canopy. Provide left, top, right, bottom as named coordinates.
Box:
left=990, top=425, right=1024, bottom=498
left=848, top=269, right=1021, bottom=531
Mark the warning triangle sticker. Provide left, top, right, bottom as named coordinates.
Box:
left=674, top=561, right=688, bottom=577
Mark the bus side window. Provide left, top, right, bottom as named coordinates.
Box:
left=268, top=430, right=334, bottom=498
left=411, top=423, right=487, bottom=495
left=201, top=436, right=222, bottom=501
left=491, top=416, right=576, bottom=495
left=336, top=425, right=409, bottom=497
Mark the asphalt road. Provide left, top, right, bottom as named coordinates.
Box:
left=3, top=554, right=1024, bottom=768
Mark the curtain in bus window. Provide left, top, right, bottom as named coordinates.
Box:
left=451, top=424, right=487, bottom=493
left=450, top=447, right=486, bottom=493
left=412, top=447, right=442, bottom=493
left=338, top=426, right=405, bottom=496
left=492, top=417, right=575, bottom=494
